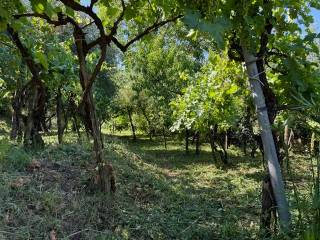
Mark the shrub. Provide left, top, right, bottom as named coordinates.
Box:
left=303, top=185, right=320, bottom=240
left=0, top=138, right=31, bottom=171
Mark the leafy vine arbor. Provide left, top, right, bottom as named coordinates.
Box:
left=10, top=0, right=181, bottom=192
left=0, top=2, right=44, bottom=147
left=1, top=1, right=80, bottom=146
left=180, top=0, right=320, bottom=232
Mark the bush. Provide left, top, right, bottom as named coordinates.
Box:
left=303, top=186, right=320, bottom=240
left=0, top=138, right=31, bottom=171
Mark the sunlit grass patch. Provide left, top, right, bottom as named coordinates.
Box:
left=0, top=119, right=10, bottom=135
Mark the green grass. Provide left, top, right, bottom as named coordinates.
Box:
left=0, top=125, right=316, bottom=239
left=0, top=138, right=32, bottom=171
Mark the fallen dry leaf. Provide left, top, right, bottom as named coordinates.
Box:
left=10, top=177, right=30, bottom=188
left=26, top=159, right=41, bottom=172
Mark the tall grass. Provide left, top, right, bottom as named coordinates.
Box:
left=303, top=152, right=320, bottom=240
left=0, top=138, right=31, bottom=171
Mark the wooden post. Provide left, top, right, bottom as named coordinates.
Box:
left=242, top=47, right=291, bottom=230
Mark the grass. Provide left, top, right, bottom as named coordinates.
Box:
left=0, top=124, right=316, bottom=239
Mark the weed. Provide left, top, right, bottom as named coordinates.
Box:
left=0, top=138, right=31, bottom=171
left=0, top=130, right=317, bottom=239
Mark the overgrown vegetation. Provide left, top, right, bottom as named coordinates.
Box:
left=0, top=132, right=281, bottom=239
left=1, top=0, right=320, bottom=239
left=0, top=120, right=318, bottom=239
left=0, top=138, right=31, bottom=171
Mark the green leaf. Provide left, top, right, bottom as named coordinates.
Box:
left=226, top=85, right=237, bottom=95
left=183, top=10, right=231, bottom=48
left=34, top=52, right=48, bottom=70
left=186, top=29, right=195, bottom=38
left=0, top=7, right=10, bottom=20
left=30, top=0, right=46, bottom=14
left=45, top=2, right=56, bottom=18
left=304, top=33, right=320, bottom=43
left=183, top=9, right=202, bottom=28
left=65, top=6, right=74, bottom=17
left=0, top=21, right=6, bottom=32
left=205, top=17, right=232, bottom=48
left=11, top=20, right=23, bottom=31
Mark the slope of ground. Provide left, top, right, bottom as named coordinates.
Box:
left=0, top=129, right=314, bottom=239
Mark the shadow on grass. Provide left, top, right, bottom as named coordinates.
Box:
left=111, top=134, right=264, bottom=172
left=104, top=141, right=262, bottom=240
left=0, top=134, right=265, bottom=239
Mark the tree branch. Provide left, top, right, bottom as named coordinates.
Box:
left=109, top=0, right=126, bottom=36
left=267, top=48, right=289, bottom=58
left=82, top=44, right=107, bottom=100
left=15, top=12, right=90, bottom=53
left=59, top=0, right=105, bottom=39
left=86, top=0, right=127, bottom=50
left=111, top=14, right=183, bottom=52
left=257, top=20, right=273, bottom=57
left=90, top=0, right=98, bottom=9
left=257, top=0, right=274, bottom=57
left=81, top=21, right=94, bottom=29
left=87, top=36, right=103, bottom=50
left=14, top=13, right=68, bottom=26
left=265, top=60, right=287, bottom=75
left=275, top=104, right=305, bottom=111
left=7, top=25, right=40, bottom=77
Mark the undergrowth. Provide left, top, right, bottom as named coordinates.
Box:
left=0, top=130, right=317, bottom=239
left=0, top=138, right=31, bottom=171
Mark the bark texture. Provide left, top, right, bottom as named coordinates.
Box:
left=8, top=26, right=45, bottom=148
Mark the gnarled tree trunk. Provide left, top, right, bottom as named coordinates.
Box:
left=127, top=108, right=136, bottom=141
left=10, top=89, right=23, bottom=141
left=162, top=126, right=167, bottom=149
left=195, top=131, right=200, bottom=155
left=73, top=24, right=112, bottom=192
left=8, top=26, right=45, bottom=148
left=23, top=79, right=45, bottom=148
left=141, top=107, right=152, bottom=140
left=56, top=88, right=67, bottom=144
left=185, top=128, right=189, bottom=153
left=209, top=125, right=218, bottom=160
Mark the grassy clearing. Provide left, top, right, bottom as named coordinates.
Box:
left=0, top=127, right=315, bottom=239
